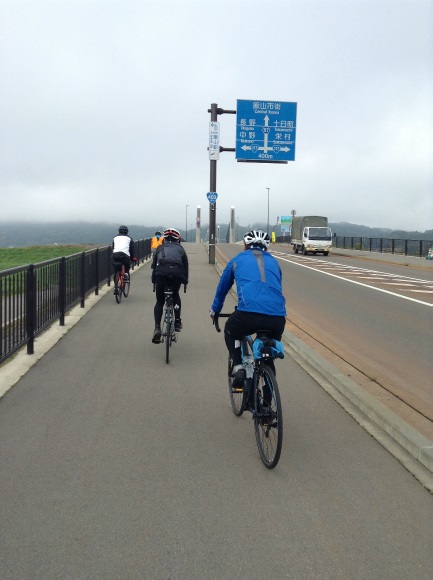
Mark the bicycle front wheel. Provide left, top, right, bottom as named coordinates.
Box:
left=114, top=272, right=122, bottom=303
left=228, top=354, right=245, bottom=416
left=253, top=365, right=283, bottom=469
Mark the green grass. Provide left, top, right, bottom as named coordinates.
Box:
left=0, top=245, right=93, bottom=272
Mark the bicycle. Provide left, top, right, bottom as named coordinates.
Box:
left=154, top=283, right=186, bottom=364
left=113, top=263, right=130, bottom=304
left=214, top=313, right=285, bottom=469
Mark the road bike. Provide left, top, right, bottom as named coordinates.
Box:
left=154, top=283, right=186, bottom=364
left=214, top=313, right=284, bottom=468
left=113, top=263, right=130, bottom=304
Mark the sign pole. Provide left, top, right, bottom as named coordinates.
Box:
left=209, top=103, right=218, bottom=264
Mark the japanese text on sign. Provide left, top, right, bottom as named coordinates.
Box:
left=209, top=122, right=220, bottom=160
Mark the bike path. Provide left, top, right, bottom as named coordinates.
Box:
left=0, top=244, right=432, bottom=579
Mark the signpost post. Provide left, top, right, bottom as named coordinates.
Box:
left=207, top=103, right=236, bottom=264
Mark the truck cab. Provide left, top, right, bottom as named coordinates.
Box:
left=294, top=226, right=332, bottom=255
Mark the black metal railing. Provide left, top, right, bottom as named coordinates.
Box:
left=1, top=239, right=151, bottom=364
left=274, top=235, right=433, bottom=258
left=334, top=237, right=432, bottom=257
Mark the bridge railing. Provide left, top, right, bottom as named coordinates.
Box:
left=0, top=239, right=151, bottom=364
left=274, top=236, right=433, bottom=258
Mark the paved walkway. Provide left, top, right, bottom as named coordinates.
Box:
left=1, top=244, right=432, bottom=490
left=1, top=244, right=433, bottom=578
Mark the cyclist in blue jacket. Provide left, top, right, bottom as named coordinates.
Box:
left=210, top=229, right=286, bottom=387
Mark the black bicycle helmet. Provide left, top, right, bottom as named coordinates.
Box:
left=243, top=229, right=270, bottom=249
left=118, top=225, right=128, bottom=235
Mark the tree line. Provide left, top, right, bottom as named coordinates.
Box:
left=0, top=220, right=431, bottom=248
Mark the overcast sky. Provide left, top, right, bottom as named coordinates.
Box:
left=1, top=0, right=432, bottom=232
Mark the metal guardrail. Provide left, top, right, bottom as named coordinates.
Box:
left=334, top=236, right=433, bottom=257
left=0, top=239, right=151, bottom=364
left=274, top=235, right=433, bottom=258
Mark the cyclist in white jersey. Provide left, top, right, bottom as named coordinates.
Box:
left=112, top=225, right=136, bottom=281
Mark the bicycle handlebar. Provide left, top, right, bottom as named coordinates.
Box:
left=213, top=313, right=230, bottom=333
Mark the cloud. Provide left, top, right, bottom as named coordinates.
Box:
left=0, top=0, right=431, bottom=231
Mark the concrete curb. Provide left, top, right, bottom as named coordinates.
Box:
left=214, top=254, right=433, bottom=492
left=0, top=260, right=150, bottom=399
left=282, top=330, right=433, bottom=491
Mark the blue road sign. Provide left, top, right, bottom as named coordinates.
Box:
left=207, top=191, right=218, bottom=203
left=235, top=100, right=297, bottom=162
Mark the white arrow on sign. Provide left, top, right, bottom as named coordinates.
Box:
left=241, top=145, right=291, bottom=153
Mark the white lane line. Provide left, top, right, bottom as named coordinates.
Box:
left=275, top=255, right=433, bottom=307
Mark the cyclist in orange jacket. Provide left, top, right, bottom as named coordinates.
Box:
left=151, top=231, right=163, bottom=256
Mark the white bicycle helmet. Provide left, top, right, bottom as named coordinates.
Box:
left=243, top=229, right=270, bottom=249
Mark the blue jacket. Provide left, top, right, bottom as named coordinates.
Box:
left=211, top=248, right=286, bottom=316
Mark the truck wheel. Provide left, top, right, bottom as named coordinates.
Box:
left=294, top=246, right=298, bottom=254
left=302, top=247, right=308, bottom=255
left=323, top=251, right=329, bottom=256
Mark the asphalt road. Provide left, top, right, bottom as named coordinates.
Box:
left=0, top=244, right=432, bottom=579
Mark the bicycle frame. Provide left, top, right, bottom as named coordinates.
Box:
left=240, top=335, right=275, bottom=416
left=161, top=287, right=176, bottom=363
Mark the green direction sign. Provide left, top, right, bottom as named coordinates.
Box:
left=280, top=215, right=292, bottom=232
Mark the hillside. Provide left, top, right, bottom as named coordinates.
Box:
left=0, top=221, right=432, bottom=247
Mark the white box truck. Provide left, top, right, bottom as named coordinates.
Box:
left=291, top=216, right=332, bottom=255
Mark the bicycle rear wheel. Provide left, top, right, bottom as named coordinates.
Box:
left=253, top=365, right=283, bottom=469
left=114, top=272, right=122, bottom=303
left=228, top=354, right=245, bottom=416
left=165, top=306, right=173, bottom=364
left=123, top=276, right=130, bottom=297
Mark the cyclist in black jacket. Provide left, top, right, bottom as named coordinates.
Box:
left=151, top=227, right=189, bottom=343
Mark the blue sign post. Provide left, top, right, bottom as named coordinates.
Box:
left=235, top=100, right=297, bottom=163
left=206, top=191, right=218, bottom=204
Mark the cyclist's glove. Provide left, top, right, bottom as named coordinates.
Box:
left=209, top=309, right=219, bottom=323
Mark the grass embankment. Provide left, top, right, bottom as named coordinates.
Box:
left=0, top=245, right=94, bottom=271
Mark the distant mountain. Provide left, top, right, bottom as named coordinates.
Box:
left=0, top=221, right=165, bottom=248
left=0, top=220, right=432, bottom=247
left=328, top=222, right=433, bottom=240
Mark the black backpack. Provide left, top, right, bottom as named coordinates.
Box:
left=155, top=243, right=185, bottom=278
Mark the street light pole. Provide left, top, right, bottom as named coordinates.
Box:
left=266, top=188, right=270, bottom=235
left=185, top=204, right=189, bottom=243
